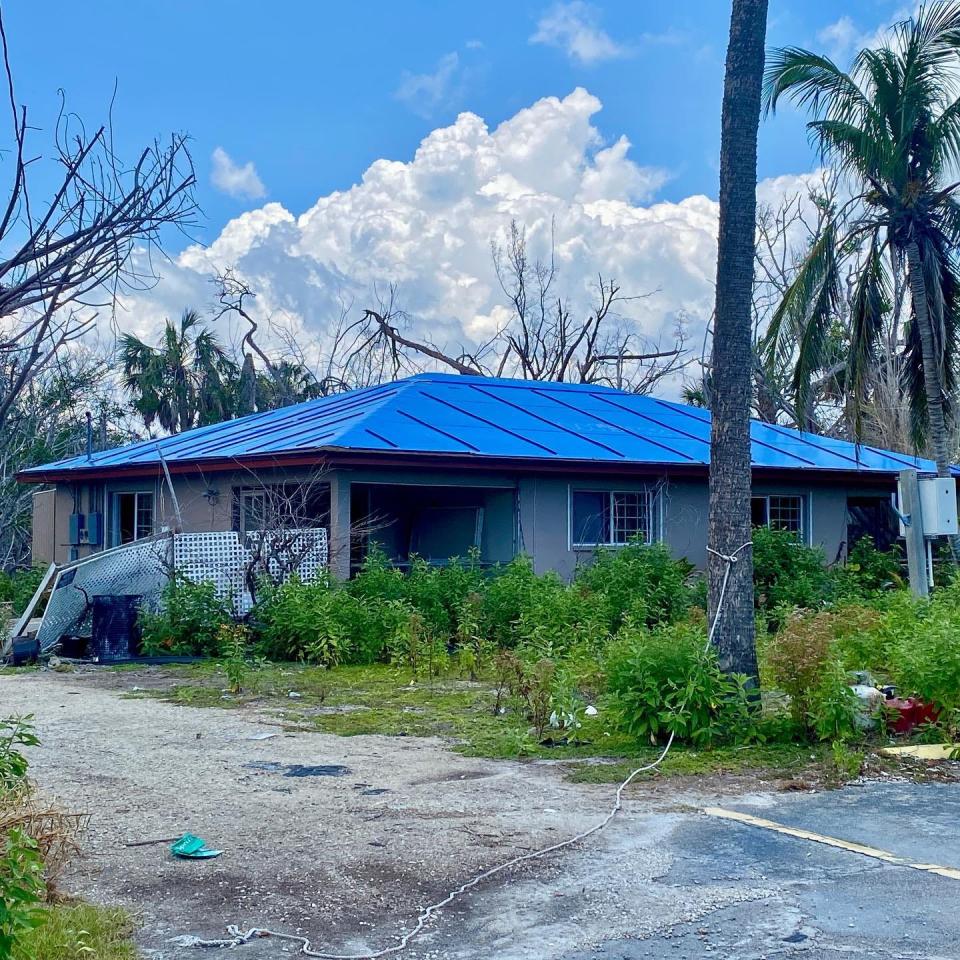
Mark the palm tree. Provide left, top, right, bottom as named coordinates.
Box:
left=763, top=3, right=960, bottom=478
left=708, top=0, right=768, bottom=681
left=120, top=309, right=237, bottom=433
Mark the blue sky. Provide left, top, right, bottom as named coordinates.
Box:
left=4, top=0, right=900, bottom=244
left=0, top=1, right=911, bottom=385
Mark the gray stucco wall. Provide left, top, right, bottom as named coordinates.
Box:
left=35, top=462, right=893, bottom=578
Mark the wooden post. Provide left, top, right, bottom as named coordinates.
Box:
left=899, top=469, right=929, bottom=598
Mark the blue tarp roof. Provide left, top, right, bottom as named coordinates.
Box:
left=22, top=373, right=938, bottom=478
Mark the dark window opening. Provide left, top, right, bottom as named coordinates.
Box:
left=115, top=492, right=153, bottom=544
left=571, top=490, right=652, bottom=546
left=847, top=496, right=898, bottom=553
left=231, top=483, right=330, bottom=534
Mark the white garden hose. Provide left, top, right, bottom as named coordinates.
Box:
left=176, top=543, right=751, bottom=959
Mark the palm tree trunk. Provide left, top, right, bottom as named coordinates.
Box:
left=708, top=0, right=767, bottom=681
left=905, top=240, right=959, bottom=563
left=905, top=241, right=953, bottom=477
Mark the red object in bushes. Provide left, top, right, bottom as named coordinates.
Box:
left=886, top=697, right=939, bottom=734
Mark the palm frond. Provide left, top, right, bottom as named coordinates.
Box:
left=762, top=220, right=843, bottom=422
left=763, top=48, right=876, bottom=124
left=846, top=233, right=891, bottom=439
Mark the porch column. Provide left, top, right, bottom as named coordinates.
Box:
left=328, top=471, right=351, bottom=580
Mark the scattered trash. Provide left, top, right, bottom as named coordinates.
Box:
left=288, top=691, right=302, bottom=699
left=850, top=684, right=884, bottom=729
left=285, top=764, right=349, bottom=778
left=171, top=834, right=222, bottom=859
left=885, top=696, right=939, bottom=734
left=246, top=731, right=278, bottom=741
left=584, top=705, right=598, bottom=717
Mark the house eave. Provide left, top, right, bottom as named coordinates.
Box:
left=16, top=445, right=907, bottom=487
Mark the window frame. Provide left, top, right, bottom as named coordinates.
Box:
left=751, top=493, right=806, bottom=539
left=111, top=490, right=155, bottom=545
left=238, top=488, right=269, bottom=534
left=568, top=487, right=656, bottom=549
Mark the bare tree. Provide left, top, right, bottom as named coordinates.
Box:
left=0, top=11, right=197, bottom=436
left=354, top=220, right=689, bottom=393
left=235, top=472, right=333, bottom=603
left=233, top=469, right=389, bottom=602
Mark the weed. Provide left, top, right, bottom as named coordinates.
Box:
left=139, top=576, right=233, bottom=657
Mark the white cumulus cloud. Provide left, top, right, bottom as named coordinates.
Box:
left=123, top=89, right=816, bottom=396
left=210, top=147, right=267, bottom=200
left=531, top=1, right=627, bottom=65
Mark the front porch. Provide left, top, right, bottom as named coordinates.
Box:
left=340, top=479, right=519, bottom=576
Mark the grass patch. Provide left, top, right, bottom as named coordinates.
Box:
left=14, top=903, right=137, bottom=960
left=135, top=661, right=834, bottom=781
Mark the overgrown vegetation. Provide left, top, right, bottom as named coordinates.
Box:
left=131, top=532, right=960, bottom=769
left=0, top=568, right=45, bottom=618
left=0, top=716, right=134, bottom=960
left=139, top=576, right=234, bottom=657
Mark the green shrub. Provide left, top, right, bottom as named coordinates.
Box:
left=218, top=623, right=252, bottom=695
left=385, top=609, right=450, bottom=678
left=0, top=718, right=37, bottom=793
left=765, top=606, right=879, bottom=738
left=0, top=829, right=46, bottom=957
left=254, top=576, right=411, bottom=666
left=1, top=717, right=47, bottom=957
left=885, top=578, right=960, bottom=714
left=807, top=658, right=859, bottom=741
left=138, top=576, right=234, bottom=657
left=349, top=547, right=486, bottom=640
left=514, top=581, right=609, bottom=657
left=575, top=542, right=693, bottom=631
left=836, top=536, right=904, bottom=597
left=605, top=619, right=754, bottom=745
left=480, top=555, right=550, bottom=648
left=0, top=567, right=46, bottom=617
left=752, top=527, right=835, bottom=627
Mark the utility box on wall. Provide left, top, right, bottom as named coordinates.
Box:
left=68, top=513, right=84, bottom=545
left=918, top=477, right=958, bottom=537
left=85, top=512, right=103, bottom=546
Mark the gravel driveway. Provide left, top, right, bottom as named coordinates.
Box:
left=5, top=667, right=959, bottom=960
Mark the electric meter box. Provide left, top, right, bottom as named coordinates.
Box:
left=918, top=477, right=959, bottom=537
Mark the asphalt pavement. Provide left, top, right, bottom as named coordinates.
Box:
left=564, top=780, right=960, bottom=960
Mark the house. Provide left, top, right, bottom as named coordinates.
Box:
left=19, top=373, right=933, bottom=578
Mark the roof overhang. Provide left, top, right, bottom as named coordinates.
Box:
left=16, top=446, right=907, bottom=488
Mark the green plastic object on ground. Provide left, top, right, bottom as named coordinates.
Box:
left=171, top=833, right=222, bottom=859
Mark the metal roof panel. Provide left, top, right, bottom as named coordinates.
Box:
left=22, top=373, right=942, bottom=478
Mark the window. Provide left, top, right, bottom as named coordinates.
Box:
left=571, top=490, right=652, bottom=546
left=232, top=483, right=332, bottom=534
left=240, top=489, right=267, bottom=533
left=114, top=492, right=154, bottom=544
left=751, top=494, right=804, bottom=534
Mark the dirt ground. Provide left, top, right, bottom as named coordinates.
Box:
left=0, top=667, right=836, bottom=960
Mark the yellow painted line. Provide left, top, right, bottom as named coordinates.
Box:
left=879, top=744, right=958, bottom=760
left=704, top=806, right=960, bottom=881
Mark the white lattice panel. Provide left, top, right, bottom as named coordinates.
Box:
left=35, top=527, right=329, bottom=650
left=37, top=536, right=172, bottom=650
left=175, top=528, right=328, bottom=614
left=174, top=532, right=250, bottom=611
